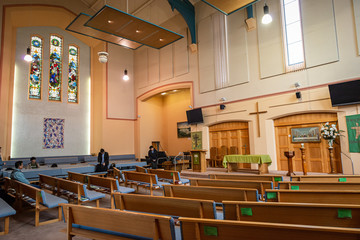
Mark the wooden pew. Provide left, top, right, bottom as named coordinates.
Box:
left=163, top=185, right=259, bottom=202
left=0, top=198, right=16, bottom=235
left=223, top=201, right=360, bottom=228
left=148, top=168, right=189, bottom=184
left=113, top=193, right=217, bottom=219
left=179, top=217, right=360, bottom=240
left=291, top=175, right=360, bottom=182
left=68, top=171, right=134, bottom=208
left=112, top=167, right=124, bottom=182
left=210, top=174, right=283, bottom=188
left=279, top=181, right=360, bottom=191
left=4, top=177, right=67, bottom=227
left=39, top=174, right=104, bottom=207
left=190, top=178, right=273, bottom=198
left=61, top=203, right=175, bottom=240
left=135, top=166, right=147, bottom=173
left=265, top=189, right=360, bottom=205
left=124, top=171, right=169, bottom=196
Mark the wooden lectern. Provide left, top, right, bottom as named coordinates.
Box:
left=191, top=150, right=207, bottom=172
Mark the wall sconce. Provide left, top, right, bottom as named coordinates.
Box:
left=24, top=47, right=32, bottom=62
left=123, top=69, right=129, bottom=81
left=262, top=3, right=272, bottom=24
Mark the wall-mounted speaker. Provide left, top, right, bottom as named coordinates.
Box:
left=296, top=91, right=302, bottom=99
left=220, top=104, right=226, bottom=110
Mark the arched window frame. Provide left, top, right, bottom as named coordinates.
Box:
left=68, top=44, right=80, bottom=104
left=28, top=35, right=43, bottom=100
left=48, top=34, right=63, bottom=102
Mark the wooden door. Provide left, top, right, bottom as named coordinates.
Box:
left=274, top=113, right=342, bottom=173
left=209, top=122, right=250, bottom=168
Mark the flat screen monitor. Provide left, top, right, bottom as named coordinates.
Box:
left=328, top=80, right=360, bottom=107
left=186, top=108, right=203, bottom=124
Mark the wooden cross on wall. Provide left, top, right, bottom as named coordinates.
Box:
left=249, top=102, right=267, bottom=137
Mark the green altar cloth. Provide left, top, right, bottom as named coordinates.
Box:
left=223, top=155, right=272, bottom=168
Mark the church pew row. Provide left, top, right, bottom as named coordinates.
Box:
left=123, top=171, right=170, bottom=196
left=113, top=193, right=217, bottom=219
left=222, top=201, right=360, bottom=228
left=163, top=185, right=259, bottom=203
left=279, top=181, right=360, bottom=191
left=265, top=189, right=360, bottom=205
left=61, top=204, right=175, bottom=240
left=148, top=168, right=190, bottom=185
left=209, top=174, right=283, bottom=188
left=0, top=198, right=16, bottom=235
left=39, top=174, right=105, bottom=207
left=135, top=166, right=147, bottom=173
left=67, top=172, right=135, bottom=208
left=190, top=178, right=273, bottom=199
left=291, top=175, right=360, bottom=182
left=179, top=217, right=360, bottom=240
left=4, top=177, right=67, bottom=227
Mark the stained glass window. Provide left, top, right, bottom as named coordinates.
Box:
left=49, top=35, right=63, bottom=101
left=29, top=35, right=43, bottom=99
left=68, top=45, right=79, bottom=103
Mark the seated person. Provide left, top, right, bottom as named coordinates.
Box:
left=27, top=157, right=39, bottom=169
left=10, top=161, right=30, bottom=184
left=148, top=146, right=158, bottom=169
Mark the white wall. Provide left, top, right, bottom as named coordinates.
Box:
left=11, top=26, right=91, bottom=158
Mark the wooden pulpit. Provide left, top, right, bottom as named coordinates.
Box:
left=191, top=150, right=207, bottom=172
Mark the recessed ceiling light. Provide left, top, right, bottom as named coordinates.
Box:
left=159, top=38, right=164, bottom=42
left=161, top=92, right=166, bottom=95
left=108, top=20, right=114, bottom=24
left=136, top=29, right=141, bottom=33
left=172, top=90, right=178, bottom=92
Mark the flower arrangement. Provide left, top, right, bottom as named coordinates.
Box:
left=320, top=122, right=343, bottom=147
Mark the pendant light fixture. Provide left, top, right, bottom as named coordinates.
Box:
left=262, top=3, right=273, bottom=24
left=123, top=69, right=129, bottom=81
left=24, top=47, right=32, bottom=62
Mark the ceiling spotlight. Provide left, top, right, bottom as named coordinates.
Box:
left=123, top=69, right=129, bottom=81
left=161, top=92, right=167, bottom=95
left=159, top=38, right=164, bottom=42
left=262, top=3, right=273, bottom=24
left=136, top=29, right=141, bottom=33
left=172, top=90, right=178, bottom=92
left=24, top=47, right=32, bottom=62
left=107, top=20, right=114, bottom=24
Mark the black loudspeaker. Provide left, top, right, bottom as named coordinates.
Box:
left=296, top=91, right=302, bottom=99
left=220, top=104, right=226, bottom=110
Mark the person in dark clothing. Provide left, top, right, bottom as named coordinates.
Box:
left=148, top=146, right=158, bottom=169
left=97, top=148, right=109, bottom=171
left=27, top=157, right=39, bottom=169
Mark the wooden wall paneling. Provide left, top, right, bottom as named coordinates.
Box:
left=274, top=113, right=341, bottom=174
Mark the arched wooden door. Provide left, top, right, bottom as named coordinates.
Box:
left=209, top=122, right=250, bottom=168
left=274, top=113, right=342, bottom=173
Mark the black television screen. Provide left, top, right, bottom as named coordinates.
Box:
left=186, top=108, right=203, bottom=124
left=328, top=80, right=360, bottom=107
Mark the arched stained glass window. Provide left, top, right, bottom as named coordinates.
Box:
left=68, top=45, right=79, bottom=103
left=29, top=35, right=43, bottom=100
left=48, top=34, right=63, bottom=101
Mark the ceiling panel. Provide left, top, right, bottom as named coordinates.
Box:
left=84, top=5, right=183, bottom=49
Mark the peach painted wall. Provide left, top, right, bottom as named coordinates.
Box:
left=163, top=89, right=192, bottom=155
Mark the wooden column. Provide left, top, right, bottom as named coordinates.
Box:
left=284, top=151, right=295, bottom=176
left=300, top=146, right=307, bottom=175
left=329, top=147, right=336, bottom=174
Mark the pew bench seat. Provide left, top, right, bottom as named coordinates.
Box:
left=0, top=198, right=16, bottom=235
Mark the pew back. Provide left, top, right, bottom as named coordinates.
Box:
left=148, top=169, right=179, bottom=182
left=61, top=204, right=175, bottom=240
left=265, top=189, right=360, bottom=205
left=210, top=174, right=283, bottom=188
left=179, top=217, right=360, bottom=240
left=279, top=181, right=360, bottom=191
left=124, top=171, right=158, bottom=185
left=223, top=201, right=360, bottom=228
left=291, top=175, right=360, bottom=182
left=164, top=185, right=259, bottom=202
left=135, top=166, right=147, bottom=173
left=67, top=171, right=87, bottom=184
left=87, top=175, right=118, bottom=191
left=190, top=178, right=273, bottom=197
left=113, top=193, right=216, bottom=219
